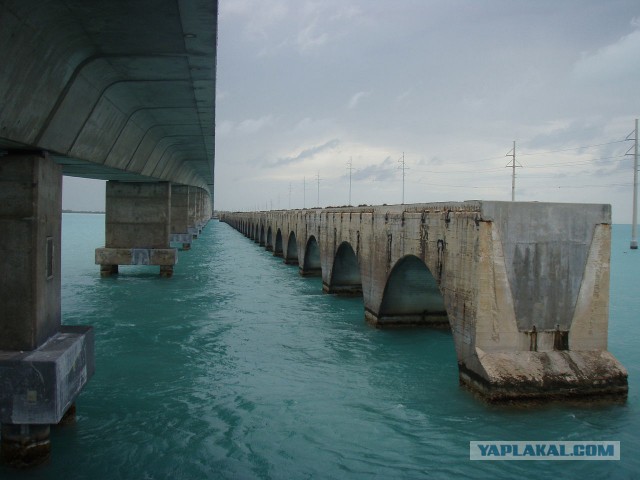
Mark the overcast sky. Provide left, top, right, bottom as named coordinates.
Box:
left=65, top=0, right=640, bottom=223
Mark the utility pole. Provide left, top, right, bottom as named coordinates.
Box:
left=627, top=119, right=639, bottom=249
left=506, top=141, right=521, bottom=201
left=316, top=171, right=321, bottom=207
left=303, top=176, right=306, bottom=209
left=398, top=152, right=408, bottom=204
left=288, top=182, right=292, bottom=210
left=347, top=157, right=354, bottom=206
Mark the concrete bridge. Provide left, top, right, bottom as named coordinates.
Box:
left=0, top=0, right=217, bottom=467
left=221, top=201, right=628, bottom=402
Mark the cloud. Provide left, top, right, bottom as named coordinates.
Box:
left=296, top=20, right=329, bottom=52
left=572, top=28, right=640, bottom=86
left=352, top=157, right=398, bottom=182
left=217, top=115, right=275, bottom=137
left=267, top=138, right=341, bottom=167
left=525, top=120, right=605, bottom=151
left=396, top=89, right=411, bottom=103
left=220, top=0, right=289, bottom=41
left=348, top=90, right=372, bottom=109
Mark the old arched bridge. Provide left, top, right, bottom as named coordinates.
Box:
left=222, top=201, right=628, bottom=402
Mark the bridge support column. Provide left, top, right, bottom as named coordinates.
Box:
left=170, top=185, right=193, bottom=250
left=95, top=181, right=177, bottom=277
left=0, top=152, right=94, bottom=468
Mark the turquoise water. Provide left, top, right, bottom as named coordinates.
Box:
left=1, top=214, right=638, bottom=479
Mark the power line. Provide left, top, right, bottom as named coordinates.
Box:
left=519, top=139, right=628, bottom=156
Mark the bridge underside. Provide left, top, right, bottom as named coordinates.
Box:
left=0, top=0, right=216, bottom=191
left=222, top=202, right=628, bottom=403
left=0, top=0, right=217, bottom=466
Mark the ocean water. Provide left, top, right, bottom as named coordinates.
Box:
left=1, top=213, right=638, bottom=479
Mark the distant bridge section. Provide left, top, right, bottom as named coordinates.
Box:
left=222, top=201, right=628, bottom=402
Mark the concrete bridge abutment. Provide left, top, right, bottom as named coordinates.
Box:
left=221, top=202, right=628, bottom=402
left=0, top=152, right=94, bottom=467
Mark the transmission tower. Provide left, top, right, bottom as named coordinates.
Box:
left=398, top=152, right=408, bottom=204
left=627, top=119, right=639, bottom=249
left=506, top=141, right=522, bottom=201
left=347, top=157, right=354, bottom=206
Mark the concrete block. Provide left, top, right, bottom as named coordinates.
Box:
left=95, top=247, right=177, bottom=266
left=0, top=326, right=94, bottom=424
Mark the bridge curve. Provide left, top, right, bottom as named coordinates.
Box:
left=222, top=201, right=628, bottom=402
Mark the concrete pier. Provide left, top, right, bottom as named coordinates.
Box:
left=95, top=181, right=177, bottom=277
left=0, top=153, right=94, bottom=467
left=170, top=185, right=213, bottom=250
left=0, top=0, right=217, bottom=467
left=222, top=202, right=628, bottom=402
left=170, top=185, right=194, bottom=250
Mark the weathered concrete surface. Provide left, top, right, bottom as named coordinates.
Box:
left=0, top=326, right=95, bottom=425
left=0, top=0, right=217, bottom=198
left=221, top=201, right=628, bottom=401
left=0, top=153, right=62, bottom=351
left=169, top=185, right=212, bottom=249
left=95, top=181, right=177, bottom=276
left=0, top=154, right=94, bottom=466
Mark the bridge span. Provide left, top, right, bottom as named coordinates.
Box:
left=222, top=201, right=628, bottom=402
left=0, top=0, right=217, bottom=466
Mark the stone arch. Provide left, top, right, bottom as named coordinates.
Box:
left=284, top=231, right=298, bottom=265
left=300, top=235, right=321, bottom=276
left=274, top=229, right=283, bottom=257
left=326, top=241, right=361, bottom=295
left=266, top=226, right=273, bottom=251
left=377, top=254, right=448, bottom=327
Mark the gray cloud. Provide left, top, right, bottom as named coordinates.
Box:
left=213, top=0, right=640, bottom=221
left=352, top=157, right=398, bottom=182
left=266, top=139, right=341, bottom=168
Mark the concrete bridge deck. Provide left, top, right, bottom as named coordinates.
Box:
left=0, top=0, right=217, bottom=466
left=222, top=201, right=628, bottom=402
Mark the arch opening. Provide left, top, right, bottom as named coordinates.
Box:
left=375, top=255, right=448, bottom=327
left=300, top=235, right=321, bottom=276
left=324, top=241, right=361, bottom=295
left=266, top=226, right=273, bottom=251
left=274, top=229, right=283, bottom=257
left=284, top=232, right=298, bottom=265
